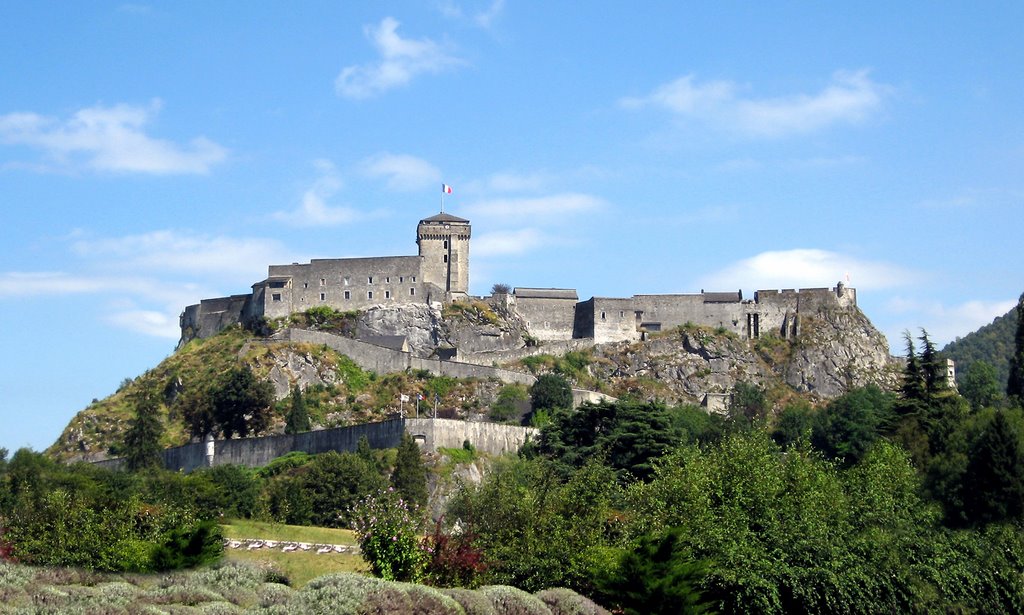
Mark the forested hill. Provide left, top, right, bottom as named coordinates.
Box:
left=944, top=304, right=1018, bottom=388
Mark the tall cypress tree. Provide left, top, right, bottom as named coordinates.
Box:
left=123, top=391, right=165, bottom=471
left=391, top=432, right=428, bottom=508
left=285, top=384, right=310, bottom=434
left=1007, top=292, right=1024, bottom=406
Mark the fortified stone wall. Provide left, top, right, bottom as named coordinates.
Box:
left=95, top=418, right=534, bottom=473
left=179, top=294, right=254, bottom=346
left=632, top=294, right=748, bottom=337
left=510, top=288, right=579, bottom=342
left=458, top=338, right=596, bottom=367
left=585, top=298, right=642, bottom=344
left=261, top=256, right=430, bottom=320
left=275, top=328, right=537, bottom=386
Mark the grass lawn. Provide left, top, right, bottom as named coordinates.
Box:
left=220, top=519, right=366, bottom=587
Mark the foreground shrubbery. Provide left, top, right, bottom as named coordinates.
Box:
left=0, top=561, right=606, bottom=614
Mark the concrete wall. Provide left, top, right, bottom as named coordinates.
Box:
left=97, top=417, right=535, bottom=473
left=406, top=418, right=537, bottom=456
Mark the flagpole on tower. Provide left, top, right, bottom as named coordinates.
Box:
left=441, top=183, right=452, bottom=213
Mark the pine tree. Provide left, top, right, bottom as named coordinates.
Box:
left=284, top=384, right=310, bottom=435
left=962, top=411, right=1024, bottom=525
left=899, top=330, right=926, bottom=412
left=123, top=391, right=165, bottom=471
left=1007, top=292, right=1024, bottom=406
left=919, top=329, right=948, bottom=396
left=391, top=432, right=428, bottom=508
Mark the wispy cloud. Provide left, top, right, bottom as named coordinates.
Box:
left=0, top=100, right=226, bottom=174
left=473, top=228, right=545, bottom=257
left=335, top=17, right=465, bottom=99
left=70, top=230, right=291, bottom=280
left=697, top=248, right=917, bottom=292
left=437, top=0, right=505, bottom=28
left=464, top=193, right=605, bottom=220
left=1, top=226, right=299, bottom=340
left=272, top=160, right=363, bottom=227
left=360, top=153, right=441, bottom=191
left=621, top=69, right=889, bottom=138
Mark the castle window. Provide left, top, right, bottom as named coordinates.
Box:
left=319, top=278, right=326, bottom=286
left=269, top=281, right=286, bottom=289
left=410, top=288, right=416, bottom=296
left=385, top=290, right=391, bottom=299
left=343, top=277, right=349, bottom=286
left=344, top=291, right=351, bottom=300
left=601, top=311, right=606, bottom=320
left=620, top=311, right=624, bottom=318
left=368, top=276, right=373, bottom=284
left=319, top=293, right=326, bottom=301
left=399, top=276, right=404, bottom=283
left=443, top=240, right=448, bottom=249
left=412, top=276, right=416, bottom=282
left=303, top=282, right=308, bottom=289
left=367, top=291, right=373, bottom=299
left=443, top=255, right=448, bottom=263
left=385, top=276, right=390, bottom=283
left=271, top=293, right=281, bottom=301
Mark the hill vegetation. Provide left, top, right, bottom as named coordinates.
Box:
left=944, top=303, right=1018, bottom=390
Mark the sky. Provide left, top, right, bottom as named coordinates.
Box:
left=2, top=1, right=1022, bottom=453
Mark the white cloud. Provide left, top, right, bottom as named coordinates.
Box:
left=335, top=17, right=465, bottom=99
left=473, top=228, right=544, bottom=257
left=70, top=231, right=289, bottom=280
left=437, top=0, right=505, bottom=28
left=621, top=69, right=888, bottom=138
left=697, top=249, right=917, bottom=292
left=360, top=153, right=441, bottom=191
left=105, top=308, right=181, bottom=339
left=272, top=160, right=362, bottom=227
left=464, top=193, right=605, bottom=220
left=884, top=297, right=1017, bottom=347
left=0, top=100, right=227, bottom=174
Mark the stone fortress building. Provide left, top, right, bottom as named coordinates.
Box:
left=180, top=211, right=857, bottom=347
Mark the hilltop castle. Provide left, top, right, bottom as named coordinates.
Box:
left=180, top=212, right=856, bottom=346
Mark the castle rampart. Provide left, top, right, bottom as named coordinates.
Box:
left=180, top=212, right=859, bottom=354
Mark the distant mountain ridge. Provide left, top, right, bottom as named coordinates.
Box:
left=943, top=305, right=1019, bottom=388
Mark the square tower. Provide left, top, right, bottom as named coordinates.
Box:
left=416, top=213, right=471, bottom=298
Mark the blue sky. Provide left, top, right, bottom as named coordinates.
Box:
left=2, top=2, right=1022, bottom=453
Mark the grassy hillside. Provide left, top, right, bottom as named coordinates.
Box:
left=48, top=325, right=501, bottom=461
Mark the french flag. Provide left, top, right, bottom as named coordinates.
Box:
left=442, top=183, right=453, bottom=194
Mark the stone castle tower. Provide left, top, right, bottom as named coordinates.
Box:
left=417, top=212, right=471, bottom=299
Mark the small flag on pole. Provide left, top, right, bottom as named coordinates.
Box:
left=400, top=394, right=410, bottom=402
left=442, top=183, right=453, bottom=194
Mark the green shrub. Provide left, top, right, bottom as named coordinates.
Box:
left=151, top=520, right=224, bottom=572
left=480, top=585, right=553, bottom=614
left=534, top=588, right=609, bottom=615
left=443, top=587, right=498, bottom=614
left=352, top=489, right=426, bottom=582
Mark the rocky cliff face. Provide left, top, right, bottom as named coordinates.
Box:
left=355, top=302, right=530, bottom=357
left=587, top=305, right=899, bottom=406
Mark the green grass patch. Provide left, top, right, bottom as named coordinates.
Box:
left=437, top=446, right=477, bottom=464
left=221, top=520, right=358, bottom=546
left=225, top=547, right=366, bottom=587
